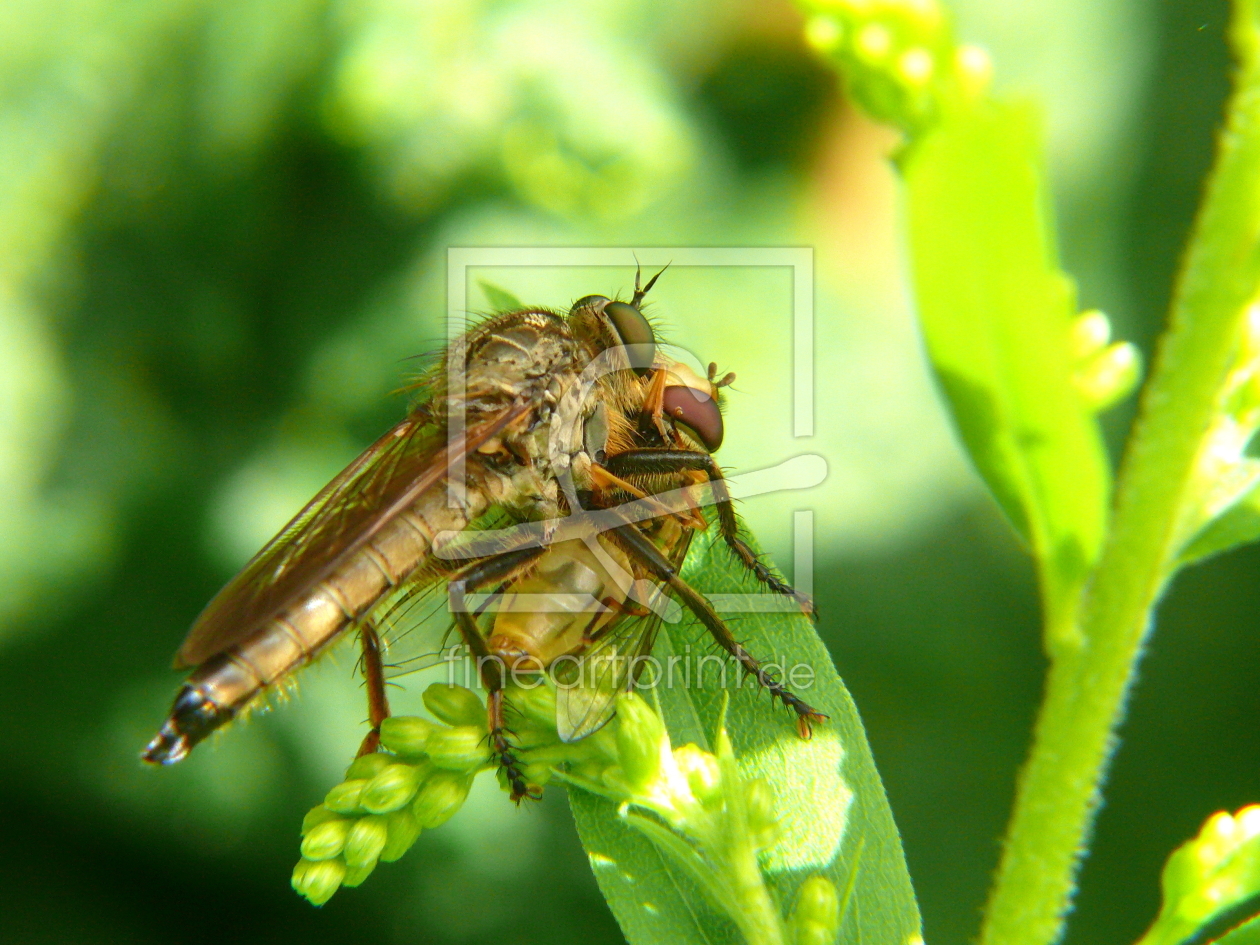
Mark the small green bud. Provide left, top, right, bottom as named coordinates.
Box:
left=745, top=778, right=779, bottom=849
left=380, top=808, right=421, bottom=862
left=339, top=861, right=376, bottom=888
left=1069, top=309, right=1111, bottom=360
left=300, top=816, right=351, bottom=861
left=343, top=814, right=389, bottom=868
left=423, top=684, right=485, bottom=727
left=792, top=874, right=840, bottom=945
left=361, top=762, right=425, bottom=813
left=673, top=744, right=722, bottom=806
left=426, top=726, right=489, bottom=771
left=379, top=716, right=435, bottom=756
left=413, top=770, right=473, bottom=828
left=345, top=751, right=394, bottom=781
left=504, top=681, right=557, bottom=727
left=615, top=693, right=666, bottom=792
left=292, top=856, right=345, bottom=906
left=301, top=804, right=341, bottom=835
left=1075, top=342, right=1142, bottom=412
left=324, top=778, right=367, bottom=815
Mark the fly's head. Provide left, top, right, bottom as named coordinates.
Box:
left=658, top=358, right=727, bottom=453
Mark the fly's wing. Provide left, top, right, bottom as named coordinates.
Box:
left=175, top=403, right=529, bottom=668
left=554, top=528, right=693, bottom=743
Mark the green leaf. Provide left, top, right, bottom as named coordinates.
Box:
left=479, top=280, right=523, bottom=312
left=901, top=99, right=1111, bottom=644
left=568, top=522, right=921, bottom=945
left=1211, top=915, right=1260, bottom=945
left=1179, top=471, right=1260, bottom=566
left=1136, top=806, right=1260, bottom=945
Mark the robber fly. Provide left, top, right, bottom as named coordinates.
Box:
left=144, top=271, right=823, bottom=800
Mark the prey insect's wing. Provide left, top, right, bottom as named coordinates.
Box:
left=554, top=527, right=693, bottom=743
left=175, top=402, right=528, bottom=668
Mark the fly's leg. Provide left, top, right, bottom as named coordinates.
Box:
left=603, top=449, right=815, bottom=616
left=448, top=547, right=546, bottom=802
left=355, top=625, right=391, bottom=757
left=611, top=522, right=827, bottom=738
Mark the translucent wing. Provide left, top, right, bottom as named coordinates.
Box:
left=553, top=528, right=693, bottom=742
left=176, top=403, right=527, bottom=667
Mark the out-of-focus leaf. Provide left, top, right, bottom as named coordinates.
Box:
left=902, top=99, right=1111, bottom=641
left=569, top=518, right=920, bottom=945
left=479, top=281, right=524, bottom=313
left=1136, top=805, right=1260, bottom=945
left=1211, top=915, right=1260, bottom=945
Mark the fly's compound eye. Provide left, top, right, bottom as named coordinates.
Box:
left=663, top=384, right=724, bottom=452
left=604, top=300, right=656, bottom=376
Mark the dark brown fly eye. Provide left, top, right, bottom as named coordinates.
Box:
left=604, top=300, right=655, bottom=375
left=663, top=385, right=724, bottom=452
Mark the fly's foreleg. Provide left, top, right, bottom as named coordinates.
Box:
left=448, top=547, right=545, bottom=802
left=602, top=449, right=815, bottom=616
left=611, top=522, right=827, bottom=738
left=355, top=625, right=391, bottom=757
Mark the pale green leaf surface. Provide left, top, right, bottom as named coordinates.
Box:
left=569, top=520, right=920, bottom=945
left=902, top=100, right=1111, bottom=637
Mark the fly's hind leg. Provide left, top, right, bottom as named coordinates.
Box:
left=611, top=522, right=827, bottom=738
left=355, top=625, right=391, bottom=757
left=602, top=449, right=815, bottom=617
left=448, top=547, right=546, bottom=802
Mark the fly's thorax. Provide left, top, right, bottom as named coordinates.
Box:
left=548, top=371, right=641, bottom=493
left=487, top=537, right=633, bottom=667
left=462, top=309, right=574, bottom=390
left=445, top=309, right=581, bottom=437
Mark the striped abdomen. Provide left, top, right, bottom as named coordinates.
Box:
left=143, top=492, right=476, bottom=764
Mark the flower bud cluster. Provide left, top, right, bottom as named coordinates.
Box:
left=1139, top=804, right=1260, bottom=945
left=567, top=692, right=833, bottom=944
left=292, top=683, right=834, bottom=940
left=292, top=684, right=490, bottom=905
left=797, top=0, right=990, bottom=133
left=1069, top=309, right=1142, bottom=412
left=291, top=681, right=635, bottom=905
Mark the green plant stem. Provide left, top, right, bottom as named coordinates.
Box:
left=981, top=4, right=1260, bottom=945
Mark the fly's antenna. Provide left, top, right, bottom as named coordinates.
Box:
left=632, top=259, right=670, bottom=309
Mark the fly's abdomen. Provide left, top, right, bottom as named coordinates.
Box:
left=143, top=496, right=468, bottom=764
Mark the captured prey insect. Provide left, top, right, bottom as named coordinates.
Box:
left=143, top=271, right=824, bottom=800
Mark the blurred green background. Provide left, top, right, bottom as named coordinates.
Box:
left=0, top=0, right=1250, bottom=943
